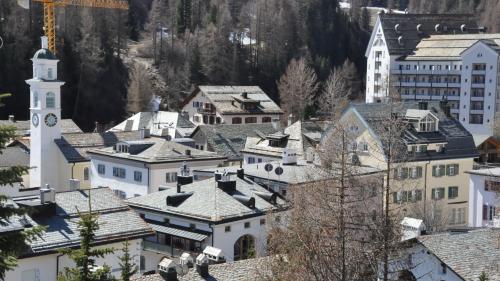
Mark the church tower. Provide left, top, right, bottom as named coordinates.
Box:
left=26, top=37, right=64, bottom=189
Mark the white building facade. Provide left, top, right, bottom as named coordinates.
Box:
left=466, top=168, right=500, bottom=227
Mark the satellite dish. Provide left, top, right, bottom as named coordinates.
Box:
left=264, top=163, right=273, bottom=172
left=275, top=166, right=283, bottom=176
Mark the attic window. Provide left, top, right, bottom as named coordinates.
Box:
left=116, top=144, right=129, bottom=153
left=419, top=115, right=437, bottom=132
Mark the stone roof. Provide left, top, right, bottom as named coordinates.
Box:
left=377, top=13, right=479, bottom=56
left=417, top=228, right=500, bottom=280
left=0, top=119, right=82, bottom=135
left=405, top=34, right=500, bottom=61
left=13, top=187, right=153, bottom=255
left=88, top=137, right=225, bottom=164
left=192, top=123, right=277, bottom=161
left=465, top=167, right=500, bottom=178
left=347, top=101, right=479, bottom=162
left=132, top=256, right=273, bottom=281
left=54, top=131, right=142, bottom=162
left=183, top=86, right=283, bottom=115
left=241, top=121, right=323, bottom=159
left=109, top=111, right=196, bottom=138
left=195, top=161, right=382, bottom=186
left=0, top=146, right=29, bottom=168
left=127, top=176, right=286, bottom=223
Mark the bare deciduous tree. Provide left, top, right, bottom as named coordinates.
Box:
left=277, top=58, right=318, bottom=120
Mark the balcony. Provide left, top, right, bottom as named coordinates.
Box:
left=143, top=240, right=201, bottom=259
left=197, top=107, right=216, bottom=115
left=471, top=96, right=484, bottom=101
left=472, top=70, right=486, bottom=75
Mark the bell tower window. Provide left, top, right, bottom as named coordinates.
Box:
left=46, top=92, right=56, bottom=108
left=33, top=92, right=39, bottom=107
left=48, top=68, right=53, bottom=79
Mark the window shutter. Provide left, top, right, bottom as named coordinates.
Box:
left=440, top=165, right=445, bottom=176
left=432, top=166, right=437, bottom=177
left=431, top=189, right=436, bottom=199
left=454, top=164, right=459, bottom=175
left=416, top=166, right=423, bottom=178
left=483, top=205, right=489, bottom=220
left=446, top=165, right=451, bottom=176
left=402, top=168, right=408, bottom=179
left=393, top=192, right=398, bottom=203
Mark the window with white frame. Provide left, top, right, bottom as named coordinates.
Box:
left=134, top=171, right=142, bottom=182
left=113, top=189, right=126, bottom=199
left=431, top=187, right=445, bottom=200
left=113, top=167, right=126, bottom=178
left=418, top=115, right=437, bottom=132
left=166, top=172, right=178, bottom=183
left=97, top=164, right=105, bottom=174
left=248, top=157, right=256, bottom=164
left=432, top=165, right=445, bottom=177
left=46, top=92, right=56, bottom=108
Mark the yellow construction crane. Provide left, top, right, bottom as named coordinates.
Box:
left=18, top=0, right=128, bottom=54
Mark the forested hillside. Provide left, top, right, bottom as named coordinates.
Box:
left=0, top=0, right=369, bottom=131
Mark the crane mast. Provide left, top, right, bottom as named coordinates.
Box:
left=31, top=0, right=128, bottom=54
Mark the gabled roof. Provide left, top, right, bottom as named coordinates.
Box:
left=182, top=86, right=283, bottom=115
left=375, top=13, right=479, bottom=56
left=345, top=101, right=478, bottom=161
left=0, top=146, right=29, bottom=168
left=417, top=228, right=500, bottom=281
left=191, top=123, right=277, bottom=161
left=55, top=131, right=142, bottom=162
left=241, top=121, right=324, bottom=159
left=127, top=176, right=286, bottom=223
left=88, top=137, right=225, bottom=164
left=13, top=187, right=153, bottom=256
left=109, top=111, right=196, bottom=138
left=0, top=119, right=83, bottom=135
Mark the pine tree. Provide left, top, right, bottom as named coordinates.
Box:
left=57, top=191, right=115, bottom=281
left=479, top=272, right=489, bottom=281
left=118, top=240, right=138, bottom=281
left=0, top=94, right=43, bottom=280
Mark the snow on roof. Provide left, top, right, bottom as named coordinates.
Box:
left=401, top=217, right=424, bottom=228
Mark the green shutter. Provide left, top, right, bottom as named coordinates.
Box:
left=416, top=166, right=423, bottom=178
left=431, top=188, right=436, bottom=199
left=432, top=166, right=437, bottom=177
left=446, top=164, right=451, bottom=176
left=455, top=164, right=459, bottom=175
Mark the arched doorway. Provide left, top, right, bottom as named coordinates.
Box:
left=233, top=235, right=255, bottom=261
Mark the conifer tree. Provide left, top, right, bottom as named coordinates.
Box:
left=0, top=94, right=42, bottom=280
left=57, top=191, right=115, bottom=281
left=118, top=240, right=138, bottom=281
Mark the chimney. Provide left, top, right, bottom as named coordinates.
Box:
left=237, top=168, right=244, bottom=179
left=241, top=92, right=248, bottom=99
left=8, top=115, right=15, bottom=122
left=177, top=162, right=194, bottom=186
left=271, top=118, right=279, bottom=130
left=140, top=127, right=150, bottom=139
left=214, top=171, right=222, bottom=181
left=40, top=184, right=55, bottom=204
left=176, top=183, right=182, bottom=193
left=418, top=101, right=428, bottom=110
left=185, top=149, right=191, bottom=156
left=217, top=171, right=236, bottom=193
left=69, top=179, right=80, bottom=191
left=287, top=114, right=294, bottom=126
left=195, top=254, right=209, bottom=278
left=158, top=258, right=178, bottom=281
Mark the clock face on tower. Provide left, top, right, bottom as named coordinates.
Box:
left=32, top=113, right=39, bottom=127
left=44, top=113, right=58, bottom=127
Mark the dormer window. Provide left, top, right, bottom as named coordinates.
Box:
left=419, top=115, right=436, bottom=132
left=116, top=144, right=129, bottom=153
left=405, top=109, right=439, bottom=132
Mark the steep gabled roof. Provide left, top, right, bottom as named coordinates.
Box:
left=182, top=86, right=283, bottom=115
left=0, top=119, right=82, bottom=135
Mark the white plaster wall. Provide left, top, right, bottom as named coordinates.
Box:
left=459, top=42, right=499, bottom=139
left=5, top=239, right=143, bottom=281
left=468, top=174, right=500, bottom=227
left=90, top=158, right=149, bottom=198
left=212, top=216, right=268, bottom=262
left=242, top=153, right=280, bottom=165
